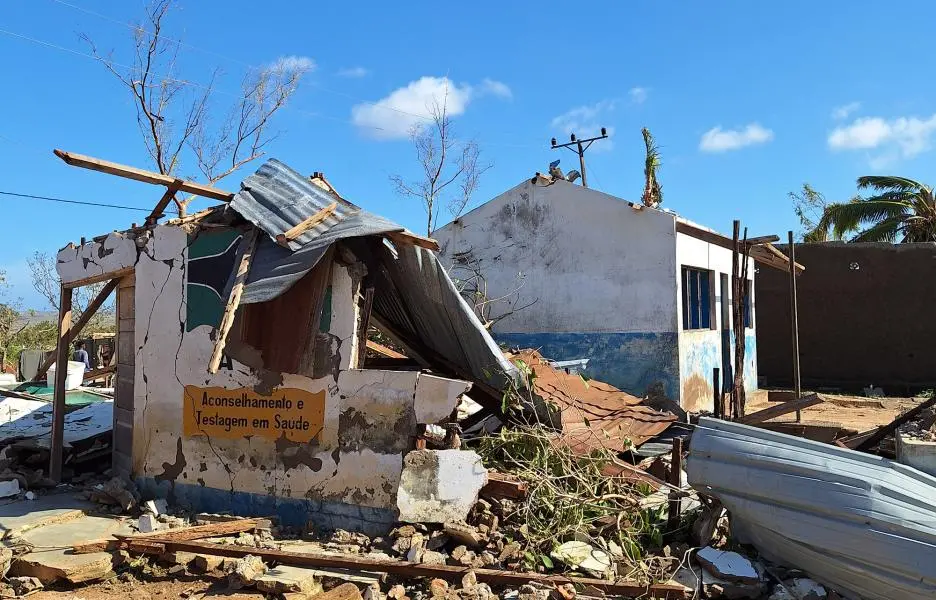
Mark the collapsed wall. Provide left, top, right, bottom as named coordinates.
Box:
left=57, top=223, right=472, bottom=533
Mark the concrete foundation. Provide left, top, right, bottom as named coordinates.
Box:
left=896, top=431, right=936, bottom=478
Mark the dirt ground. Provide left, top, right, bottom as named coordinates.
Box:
left=746, top=391, right=924, bottom=433
left=30, top=572, right=265, bottom=600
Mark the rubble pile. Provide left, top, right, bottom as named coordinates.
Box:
left=900, top=406, right=936, bottom=441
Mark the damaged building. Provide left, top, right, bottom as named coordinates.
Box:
left=52, top=151, right=516, bottom=533
left=434, top=173, right=798, bottom=411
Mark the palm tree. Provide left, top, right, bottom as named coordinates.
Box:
left=818, top=176, right=936, bottom=243
left=641, top=128, right=663, bottom=208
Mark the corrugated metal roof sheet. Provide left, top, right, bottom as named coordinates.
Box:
left=231, top=158, right=517, bottom=391
left=510, top=350, right=676, bottom=451
left=687, top=417, right=936, bottom=600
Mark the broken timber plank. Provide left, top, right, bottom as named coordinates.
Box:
left=130, top=539, right=689, bottom=598
left=480, top=471, right=527, bottom=500
left=54, top=149, right=233, bottom=202
left=365, top=340, right=406, bottom=359
left=82, top=364, right=116, bottom=382
left=119, top=518, right=268, bottom=542
left=275, top=202, right=338, bottom=246
left=386, top=230, right=441, bottom=252
left=74, top=518, right=267, bottom=554
left=208, top=228, right=260, bottom=373
left=146, top=179, right=185, bottom=225
left=739, top=393, right=822, bottom=425
left=0, top=388, right=47, bottom=402
left=855, top=395, right=936, bottom=452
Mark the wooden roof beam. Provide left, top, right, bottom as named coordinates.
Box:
left=53, top=149, right=234, bottom=202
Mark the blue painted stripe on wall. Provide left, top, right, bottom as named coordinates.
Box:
left=496, top=332, right=680, bottom=400
left=136, top=477, right=398, bottom=536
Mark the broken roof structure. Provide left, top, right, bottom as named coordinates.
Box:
left=45, top=150, right=518, bottom=531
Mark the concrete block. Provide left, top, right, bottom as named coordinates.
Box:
left=0, top=479, right=20, bottom=498
left=255, top=565, right=322, bottom=594
left=143, top=498, right=168, bottom=515
left=397, top=450, right=487, bottom=523
left=897, top=430, right=936, bottom=477
left=138, top=514, right=157, bottom=533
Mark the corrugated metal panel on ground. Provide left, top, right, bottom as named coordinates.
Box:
left=687, top=417, right=936, bottom=600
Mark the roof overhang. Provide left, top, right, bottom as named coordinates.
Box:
left=676, top=219, right=804, bottom=274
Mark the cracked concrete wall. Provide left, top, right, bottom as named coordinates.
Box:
left=56, top=232, right=138, bottom=284
left=120, top=223, right=468, bottom=531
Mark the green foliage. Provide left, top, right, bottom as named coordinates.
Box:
left=818, top=176, right=936, bottom=243
left=641, top=128, right=663, bottom=208
left=475, top=425, right=673, bottom=583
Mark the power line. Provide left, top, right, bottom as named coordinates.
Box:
left=0, top=190, right=167, bottom=213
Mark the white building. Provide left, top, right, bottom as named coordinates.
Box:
left=435, top=174, right=793, bottom=411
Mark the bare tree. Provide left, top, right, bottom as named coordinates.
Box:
left=391, top=96, right=491, bottom=236
left=83, top=0, right=310, bottom=216
left=26, top=252, right=114, bottom=331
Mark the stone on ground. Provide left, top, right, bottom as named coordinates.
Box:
left=397, top=450, right=487, bottom=523
left=255, top=565, right=322, bottom=594
left=138, top=513, right=158, bottom=533
left=228, top=555, right=266, bottom=590
left=191, top=554, right=225, bottom=573
left=696, top=546, right=761, bottom=584
left=769, top=578, right=828, bottom=600
left=8, top=576, right=43, bottom=595
left=550, top=541, right=611, bottom=577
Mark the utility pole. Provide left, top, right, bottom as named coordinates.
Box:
left=550, top=129, right=608, bottom=188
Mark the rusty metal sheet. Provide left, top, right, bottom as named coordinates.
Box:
left=511, top=350, right=676, bottom=451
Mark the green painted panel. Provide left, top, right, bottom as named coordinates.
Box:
left=186, top=229, right=241, bottom=332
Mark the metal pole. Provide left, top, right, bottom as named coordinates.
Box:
left=577, top=141, right=587, bottom=188
left=788, top=231, right=802, bottom=422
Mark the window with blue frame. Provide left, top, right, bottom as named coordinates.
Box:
left=682, top=267, right=713, bottom=330
left=744, top=279, right=753, bottom=328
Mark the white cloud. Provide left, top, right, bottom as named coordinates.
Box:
left=268, top=55, right=316, bottom=73
left=338, top=66, right=369, bottom=78
left=699, top=123, right=774, bottom=152
left=550, top=100, right=616, bottom=151
left=828, top=114, right=936, bottom=166
left=479, top=78, right=512, bottom=99
left=629, top=86, right=648, bottom=104
left=832, top=101, right=861, bottom=120
left=351, top=76, right=511, bottom=139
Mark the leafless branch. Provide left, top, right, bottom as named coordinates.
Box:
left=450, top=254, right=536, bottom=330
left=82, top=0, right=309, bottom=216
left=390, top=93, right=492, bottom=236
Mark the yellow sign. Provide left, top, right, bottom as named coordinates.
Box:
left=183, top=385, right=326, bottom=442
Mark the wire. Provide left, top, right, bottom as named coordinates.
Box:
left=0, top=190, right=166, bottom=213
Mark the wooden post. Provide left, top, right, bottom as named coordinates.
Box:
left=667, top=438, right=684, bottom=531
left=712, top=367, right=721, bottom=419
left=36, top=278, right=120, bottom=380
left=50, top=284, right=73, bottom=482
left=730, top=221, right=750, bottom=419
left=788, top=231, right=802, bottom=423
left=208, top=228, right=259, bottom=373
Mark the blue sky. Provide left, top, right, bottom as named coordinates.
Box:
left=3, top=0, right=936, bottom=309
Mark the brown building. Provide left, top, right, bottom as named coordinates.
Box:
left=756, top=242, right=936, bottom=394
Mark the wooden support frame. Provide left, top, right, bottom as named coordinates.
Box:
left=275, top=202, right=338, bottom=246
left=36, top=278, right=121, bottom=380
left=739, top=393, right=822, bottom=425
left=675, top=221, right=802, bottom=273
left=208, top=228, right=260, bottom=373
left=386, top=230, right=441, bottom=252
left=113, top=538, right=690, bottom=598
left=146, top=179, right=185, bottom=226
left=49, top=285, right=73, bottom=482
left=54, top=149, right=233, bottom=202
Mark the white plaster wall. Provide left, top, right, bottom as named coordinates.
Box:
left=131, top=225, right=465, bottom=511
left=675, top=231, right=757, bottom=410
left=56, top=232, right=138, bottom=284
left=434, top=180, right=679, bottom=334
